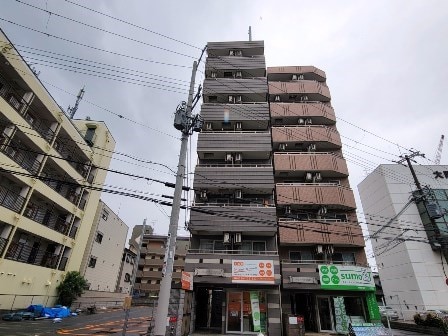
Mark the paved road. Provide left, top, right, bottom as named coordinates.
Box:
left=0, top=306, right=154, bottom=336
left=391, top=329, right=429, bottom=336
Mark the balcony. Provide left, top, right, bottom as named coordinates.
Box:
left=274, top=152, right=349, bottom=177
left=5, top=241, right=62, bottom=269
left=0, top=236, right=7, bottom=255
left=23, top=112, right=55, bottom=143
left=270, top=102, right=335, bottom=124
left=205, top=56, right=266, bottom=78
left=278, top=219, right=365, bottom=246
left=197, top=131, right=272, bottom=160
left=53, top=139, right=90, bottom=178
left=194, top=165, right=274, bottom=192
left=276, top=183, right=356, bottom=209
left=203, top=78, right=268, bottom=103
left=2, top=138, right=41, bottom=174
left=0, top=75, right=26, bottom=113
left=201, top=103, right=270, bottom=130
left=268, top=81, right=330, bottom=102
left=185, top=250, right=280, bottom=285
left=267, top=66, right=326, bottom=81
left=189, top=205, right=277, bottom=234
left=207, top=41, right=264, bottom=57
left=0, top=184, right=25, bottom=213
left=271, top=125, right=342, bottom=150
left=40, top=175, right=83, bottom=207
left=23, top=201, right=71, bottom=235
left=68, top=225, right=78, bottom=239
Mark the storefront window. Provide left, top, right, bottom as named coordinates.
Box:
left=344, top=297, right=366, bottom=323
left=227, top=291, right=267, bottom=333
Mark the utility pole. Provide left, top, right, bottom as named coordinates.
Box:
left=122, top=218, right=147, bottom=336
left=154, top=49, right=205, bottom=336
left=248, top=26, right=252, bottom=41
left=396, top=151, right=425, bottom=193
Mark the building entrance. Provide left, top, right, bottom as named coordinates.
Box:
left=317, top=296, right=335, bottom=332
left=226, top=291, right=267, bottom=334
left=195, top=288, right=224, bottom=333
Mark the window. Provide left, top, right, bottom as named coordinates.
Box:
left=333, top=252, right=356, bottom=265
left=290, top=251, right=301, bottom=262
left=224, top=71, right=233, bottom=78
left=289, top=250, right=313, bottom=262
left=253, top=242, right=266, bottom=254
left=95, top=232, right=103, bottom=244
left=85, top=127, right=96, bottom=146
left=102, top=210, right=109, bottom=220
left=88, top=256, right=97, bottom=268
left=208, top=96, right=217, bottom=103
left=199, top=240, right=214, bottom=253
left=124, top=273, right=131, bottom=282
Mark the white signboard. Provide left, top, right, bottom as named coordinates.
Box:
left=231, top=260, right=274, bottom=284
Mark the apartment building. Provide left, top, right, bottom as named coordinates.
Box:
left=267, top=66, right=377, bottom=333
left=80, top=200, right=129, bottom=292
left=116, top=247, right=136, bottom=294
left=184, top=40, right=380, bottom=335
left=359, top=164, right=448, bottom=319
left=130, top=230, right=189, bottom=298
left=185, top=40, right=281, bottom=335
left=0, top=29, right=115, bottom=310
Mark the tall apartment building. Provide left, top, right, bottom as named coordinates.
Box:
left=267, top=66, right=374, bottom=333
left=80, top=200, right=129, bottom=292
left=185, top=41, right=281, bottom=335
left=131, top=231, right=189, bottom=298
left=184, top=40, right=379, bottom=334
left=0, top=29, right=115, bottom=310
left=359, top=164, right=448, bottom=319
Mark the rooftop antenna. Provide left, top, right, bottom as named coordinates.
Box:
left=248, top=26, right=252, bottom=41
left=67, top=87, right=85, bottom=119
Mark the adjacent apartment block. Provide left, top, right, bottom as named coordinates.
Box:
left=184, top=40, right=378, bottom=335
left=80, top=200, right=129, bottom=292
left=0, top=29, right=115, bottom=310
left=359, top=164, right=448, bottom=319
left=130, top=230, right=189, bottom=298
left=116, top=247, right=136, bottom=294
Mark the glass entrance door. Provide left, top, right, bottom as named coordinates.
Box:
left=227, top=292, right=242, bottom=332
left=317, top=296, right=334, bottom=332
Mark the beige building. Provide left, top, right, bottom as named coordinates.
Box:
left=116, top=248, right=136, bottom=294
left=0, top=29, right=115, bottom=310
left=80, top=200, right=128, bottom=292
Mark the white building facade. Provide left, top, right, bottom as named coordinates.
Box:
left=359, top=164, right=448, bottom=319
left=80, top=200, right=129, bottom=292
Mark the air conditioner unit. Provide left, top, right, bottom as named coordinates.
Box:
left=235, top=50, right=243, bottom=57
left=229, top=50, right=235, bottom=56
left=211, top=71, right=217, bottom=78
left=285, top=206, right=291, bottom=215
left=325, top=245, right=334, bottom=255
left=235, top=189, right=242, bottom=199
left=315, top=244, right=323, bottom=255
left=224, top=232, right=231, bottom=244
left=228, top=95, right=234, bottom=103
left=307, top=144, right=316, bottom=152
left=298, top=74, right=304, bottom=80
left=200, top=190, right=207, bottom=200
left=274, top=95, right=281, bottom=102
left=236, top=71, right=242, bottom=78
left=234, top=233, right=242, bottom=244
left=298, top=118, right=305, bottom=125
left=236, top=95, right=242, bottom=103
left=305, top=172, right=313, bottom=182
left=235, top=122, right=242, bottom=131
left=279, top=143, right=287, bottom=151
left=318, top=206, right=327, bottom=216
left=314, top=172, right=322, bottom=182
left=300, top=96, right=309, bottom=101
left=292, top=74, right=298, bottom=81
left=234, top=153, right=242, bottom=163
left=306, top=118, right=313, bottom=125
left=205, top=122, right=213, bottom=130
left=225, top=153, right=233, bottom=163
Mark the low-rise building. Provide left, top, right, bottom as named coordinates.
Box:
left=116, top=247, right=137, bottom=294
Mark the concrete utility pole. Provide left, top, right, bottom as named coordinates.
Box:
left=154, top=49, right=204, bottom=335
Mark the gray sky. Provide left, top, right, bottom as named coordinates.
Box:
left=2, top=0, right=448, bottom=266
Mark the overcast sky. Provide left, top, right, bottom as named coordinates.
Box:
left=2, top=0, right=448, bottom=266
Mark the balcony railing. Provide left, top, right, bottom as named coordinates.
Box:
left=281, top=259, right=367, bottom=267
left=53, top=140, right=90, bottom=178
left=68, top=225, right=78, bottom=239
left=0, top=184, right=25, bottom=213
left=188, top=249, right=278, bottom=255
left=23, top=113, right=55, bottom=143
left=23, top=202, right=70, bottom=235
left=0, top=78, right=25, bottom=112
left=193, top=202, right=275, bottom=207
left=58, top=256, right=68, bottom=271
left=5, top=241, right=61, bottom=269
left=0, top=237, right=8, bottom=255
left=2, top=141, right=40, bottom=174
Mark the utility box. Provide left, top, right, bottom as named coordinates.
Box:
left=284, top=315, right=305, bottom=336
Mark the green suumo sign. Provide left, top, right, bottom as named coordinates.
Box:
left=318, top=265, right=375, bottom=291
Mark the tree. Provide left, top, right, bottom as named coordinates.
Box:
left=56, top=271, right=88, bottom=307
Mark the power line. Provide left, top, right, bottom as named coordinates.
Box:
left=13, top=0, right=198, bottom=59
